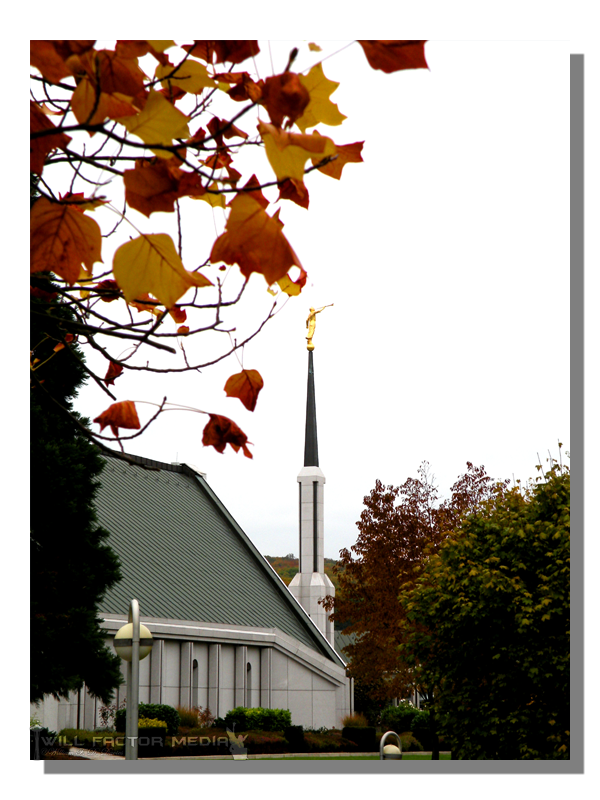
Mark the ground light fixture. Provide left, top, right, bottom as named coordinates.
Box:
left=113, top=599, right=153, bottom=761
left=380, top=730, right=403, bottom=760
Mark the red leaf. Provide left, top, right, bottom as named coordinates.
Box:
left=357, top=40, right=428, bottom=73
left=93, top=400, right=141, bottom=437
left=278, top=178, right=309, bottom=209
left=224, top=369, right=264, bottom=412
left=261, top=72, right=310, bottom=128
left=168, top=305, right=187, bottom=323
left=202, top=414, right=253, bottom=458
left=104, top=361, right=124, bottom=385
left=184, top=40, right=259, bottom=65
left=30, top=101, right=72, bottom=175
left=94, top=279, right=121, bottom=302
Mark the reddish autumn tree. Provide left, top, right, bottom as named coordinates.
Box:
left=30, top=39, right=429, bottom=461
left=323, top=462, right=509, bottom=703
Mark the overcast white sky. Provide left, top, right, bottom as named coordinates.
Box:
left=59, top=39, right=570, bottom=560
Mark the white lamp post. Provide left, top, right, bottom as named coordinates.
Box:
left=114, top=599, right=153, bottom=760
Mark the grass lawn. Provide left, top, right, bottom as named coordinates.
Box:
left=253, top=754, right=452, bottom=760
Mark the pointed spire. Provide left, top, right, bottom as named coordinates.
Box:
left=304, top=350, right=319, bottom=467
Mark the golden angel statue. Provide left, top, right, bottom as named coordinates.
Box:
left=306, top=304, right=333, bottom=350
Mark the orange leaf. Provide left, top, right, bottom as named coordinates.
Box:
left=94, top=279, right=121, bottom=302
left=30, top=198, right=103, bottom=284
left=202, top=414, right=252, bottom=458
left=30, top=102, right=71, bottom=175
left=313, top=140, right=364, bottom=180
left=93, top=400, right=141, bottom=437
left=104, top=361, right=124, bottom=385
left=177, top=325, right=190, bottom=335
left=30, top=40, right=95, bottom=84
left=128, top=293, right=162, bottom=315
left=168, top=305, right=187, bottom=323
left=78, top=49, right=147, bottom=101
left=53, top=342, right=65, bottom=352
left=210, top=178, right=302, bottom=285
left=184, top=40, right=259, bottom=65
left=123, top=158, right=184, bottom=216
left=357, top=40, right=428, bottom=73
left=224, top=369, right=264, bottom=412
left=261, top=72, right=310, bottom=127
left=278, top=178, right=309, bottom=209
left=71, top=77, right=137, bottom=129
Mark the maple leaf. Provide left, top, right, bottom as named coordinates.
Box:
left=93, top=400, right=141, bottom=437
left=123, top=159, right=184, bottom=216
left=184, top=41, right=260, bottom=65
left=155, top=60, right=215, bottom=94
left=71, top=77, right=137, bottom=129
left=313, top=140, right=364, bottom=180
left=104, top=361, right=124, bottom=385
left=119, top=90, right=190, bottom=158
left=210, top=179, right=303, bottom=285
left=224, top=369, right=264, bottom=412
left=30, top=198, right=103, bottom=284
left=113, top=233, right=212, bottom=310
left=30, top=102, right=72, bottom=175
left=202, top=414, right=253, bottom=458
left=296, top=63, right=347, bottom=132
left=257, top=121, right=336, bottom=182
left=278, top=178, right=309, bottom=209
left=277, top=265, right=308, bottom=296
left=261, top=72, right=310, bottom=128
left=30, top=40, right=95, bottom=84
left=77, top=49, right=148, bottom=101
left=358, top=40, right=429, bottom=73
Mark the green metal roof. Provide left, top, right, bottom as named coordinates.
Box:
left=94, top=453, right=340, bottom=663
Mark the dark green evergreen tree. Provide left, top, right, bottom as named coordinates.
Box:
left=31, top=181, right=123, bottom=704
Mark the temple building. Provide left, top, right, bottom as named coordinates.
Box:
left=32, top=307, right=353, bottom=733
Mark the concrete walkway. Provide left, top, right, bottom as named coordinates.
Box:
left=67, top=747, right=449, bottom=761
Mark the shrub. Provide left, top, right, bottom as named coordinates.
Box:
left=342, top=726, right=377, bottom=751
left=223, top=707, right=292, bottom=732
left=138, top=717, right=168, bottom=729
left=175, top=706, right=199, bottom=728
left=341, top=712, right=369, bottom=728
left=380, top=701, right=420, bottom=734
left=115, top=703, right=180, bottom=736
left=399, top=732, right=423, bottom=752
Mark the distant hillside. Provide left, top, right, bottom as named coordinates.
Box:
left=264, top=554, right=341, bottom=591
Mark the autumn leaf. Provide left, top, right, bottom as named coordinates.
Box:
left=113, top=233, right=212, bottom=310
left=184, top=41, right=260, bottom=65
left=358, top=40, right=428, bottom=73
left=30, top=40, right=95, bottom=84
left=296, top=63, right=347, bottom=132
left=257, top=121, right=336, bottom=182
left=58, top=192, right=109, bottom=211
left=71, top=76, right=137, bottom=129
left=30, top=198, right=103, bottom=284
left=128, top=293, right=162, bottom=315
left=202, top=413, right=253, bottom=458
left=277, top=265, right=308, bottom=296
left=177, top=325, right=190, bottom=335
left=278, top=178, right=309, bottom=209
left=30, top=102, right=72, bottom=175
left=313, top=140, right=364, bottom=179
left=308, top=43, right=322, bottom=52
left=93, top=400, right=140, bottom=437
left=119, top=90, right=190, bottom=158
left=77, top=48, right=148, bottom=101
left=167, top=305, right=187, bottom=323
left=261, top=72, right=310, bottom=127
left=198, top=182, right=226, bottom=209
left=210, top=179, right=303, bottom=285
left=224, top=369, right=264, bottom=411
left=104, top=361, right=124, bottom=385
left=94, top=279, right=121, bottom=302
left=155, top=60, right=215, bottom=94
left=123, top=159, right=184, bottom=216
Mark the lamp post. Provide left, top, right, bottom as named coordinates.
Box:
left=113, top=599, right=153, bottom=760
left=379, top=730, right=403, bottom=760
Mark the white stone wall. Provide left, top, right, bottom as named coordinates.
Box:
left=31, top=619, right=353, bottom=732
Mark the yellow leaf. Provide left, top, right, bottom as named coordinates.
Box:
left=257, top=121, right=336, bottom=182
left=147, top=40, right=175, bottom=53
left=308, top=43, right=322, bottom=52
left=198, top=182, right=226, bottom=208
left=72, top=77, right=137, bottom=130
left=296, top=63, right=347, bottom=132
left=155, top=61, right=215, bottom=95
left=119, top=90, right=190, bottom=158
left=113, top=233, right=212, bottom=309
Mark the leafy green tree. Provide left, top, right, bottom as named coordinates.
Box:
left=401, top=461, right=570, bottom=759
left=30, top=200, right=123, bottom=702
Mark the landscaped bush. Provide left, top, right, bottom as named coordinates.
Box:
left=341, top=712, right=369, bottom=728
left=399, top=731, right=423, bottom=752
left=380, top=701, right=420, bottom=734
left=115, top=703, right=180, bottom=736
left=175, top=705, right=199, bottom=727
left=138, top=717, right=168, bottom=729
left=223, top=706, right=292, bottom=732
left=342, top=726, right=377, bottom=751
